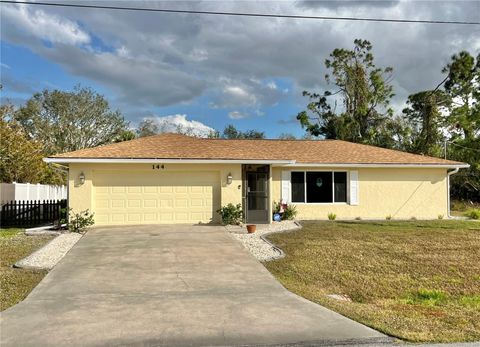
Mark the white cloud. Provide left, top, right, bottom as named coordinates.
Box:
left=223, top=85, right=257, bottom=104
left=267, top=81, right=278, bottom=90
left=1, top=63, right=11, bottom=69
left=143, top=114, right=215, bottom=138
left=210, top=78, right=286, bottom=108
left=228, top=111, right=250, bottom=120
left=2, top=4, right=90, bottom=45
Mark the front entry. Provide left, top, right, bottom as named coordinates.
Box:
left=243, top=165, right=270, bottom=224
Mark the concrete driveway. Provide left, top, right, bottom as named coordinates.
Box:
left=1, top=225, right=388, bottom=347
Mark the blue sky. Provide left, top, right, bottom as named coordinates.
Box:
left=1, top=1, right=479, bottom=138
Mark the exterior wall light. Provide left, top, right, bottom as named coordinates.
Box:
left=79, top=172, right=85, bottom=185
left=227, top=173, right=233, bottom=185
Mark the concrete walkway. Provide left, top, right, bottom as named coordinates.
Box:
left=0, top=225, right=388, bottom=347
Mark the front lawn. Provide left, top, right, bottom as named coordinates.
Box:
left=0, top=229, right=55, bottom=311
left=264, top=220, right=480, bottom=343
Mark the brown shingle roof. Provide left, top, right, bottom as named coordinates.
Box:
left=50, top=133, right=465, bottom=165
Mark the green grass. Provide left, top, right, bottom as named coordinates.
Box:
left=0, top=228, right=55, bottom=311
left=264, top=220, right=480, bottom=343
left=0, top=228, right=24, bottom=239
left=465, top=209, right=480, bottom=220
left=451, top=200, right=480, bottom=217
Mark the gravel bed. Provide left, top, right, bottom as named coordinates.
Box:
left=15, top=233, right=83, bottom=270
left=226, top=221, right=301, bottom=261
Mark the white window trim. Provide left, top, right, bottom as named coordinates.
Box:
left=291, top=170, right=348, bottom=205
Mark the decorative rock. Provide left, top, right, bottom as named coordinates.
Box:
left=15, top=233, right=83, bottom=270
left=226, top=221, right=301, bottom=262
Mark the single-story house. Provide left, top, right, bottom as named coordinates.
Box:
left=45, top=133, right=469, bottom=225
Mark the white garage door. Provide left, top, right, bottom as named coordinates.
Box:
left=93, top=170, right=220, bottom=225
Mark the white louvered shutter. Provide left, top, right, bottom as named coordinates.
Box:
left=281, top=171, right=291, bottom=204
left=349, top=170, right=359, bottom=205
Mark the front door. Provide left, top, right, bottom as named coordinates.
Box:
left=245, top=165, right=269, bottom=223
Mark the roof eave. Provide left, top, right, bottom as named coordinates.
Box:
left=43, top=158, right=297, bottom=165
left=43, top=157, right=469, bottom=169
left=283, top=163, right=470, bottom=169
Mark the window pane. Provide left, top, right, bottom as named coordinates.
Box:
left=334, top=172, right=347, bottom=203
left=291, top=172, right=305, bottom=202
left=306, top=172, right=333, bottom=203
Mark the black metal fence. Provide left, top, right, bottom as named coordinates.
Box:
left=0, top=200, right=67, bottom=228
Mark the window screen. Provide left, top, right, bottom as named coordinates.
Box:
left=334, top=172, right=347, bottom=203
left=291, top=172, right=305, bottom=203
left=306, top=172, right=333, bottom=203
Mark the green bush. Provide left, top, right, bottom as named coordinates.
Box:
left=386, top=215, right=392, bottom=220
left=465, top=208, right=480, bottom=220
left=327, top=213, right=336, bottom=221
left=283, top=204, right=297, bottom=220
left=69, top=209, right=95, bottom=233
left=438, top=214, right=444, bottom=220
left=217, top=203, right=243, bottom=225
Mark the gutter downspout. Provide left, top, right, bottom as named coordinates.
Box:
left=447, top=168, right=460, bottom=218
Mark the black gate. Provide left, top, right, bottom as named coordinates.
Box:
left=0, top=200, right=67, bottom=227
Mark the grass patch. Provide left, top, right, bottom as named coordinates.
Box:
left=465, top=209, right=480, bottom=220
left=404, top=289, right=447, bottom=306
left=451, top=200, right=480, bottom=217
left=0, top=228, right=54, bottom=311
left=264, top=220, right=480, bottom=343
left=0, top=228, right=24, bottom=239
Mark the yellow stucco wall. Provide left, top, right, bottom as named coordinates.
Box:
left=271, top=167, right=448, bottom=220
left=68, top=163, right=242, bottom=225
left=68, top=163, right=448, bottom=224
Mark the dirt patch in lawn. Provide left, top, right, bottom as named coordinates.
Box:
left=264, top=220, right=480, bottom=343
left=0, top=229, right=55, bottom=311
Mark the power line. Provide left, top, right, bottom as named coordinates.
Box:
left=1, top=0, right=479, bottom=25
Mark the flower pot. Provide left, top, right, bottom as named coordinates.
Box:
left=246, top=224, right=256, bottom=233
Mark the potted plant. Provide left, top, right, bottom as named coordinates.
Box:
left=246, top=224, right=256, bottom=233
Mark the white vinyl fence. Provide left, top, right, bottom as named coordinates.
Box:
left=0, top=182, right=67, bottom=203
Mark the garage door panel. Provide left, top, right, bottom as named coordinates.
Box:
left=111, top=200, right=125, bottom=208
left=93, top=170, right=220, bottom=225
left=111, top=214, right=125, bottom=223
left=160, top=199, right=173, bottom=208
left=160, top=186, right=173, bottom=193
left=142, top=186, right=156, bottom=194
left=127, top=199, right=141, bottom=208
left=127, top=186, right=142, bottom=194
left=127, top=214, right=142, bottom=222
left=143, top=199, right=157, bottom=208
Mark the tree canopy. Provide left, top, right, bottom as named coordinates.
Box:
left=221, top=124, right=265, bottom=139
left=14, top=86, right=128, bottom=155
left=297, top=39, right=394, bottom=145
left=0, top=104, right=62, bottom=184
